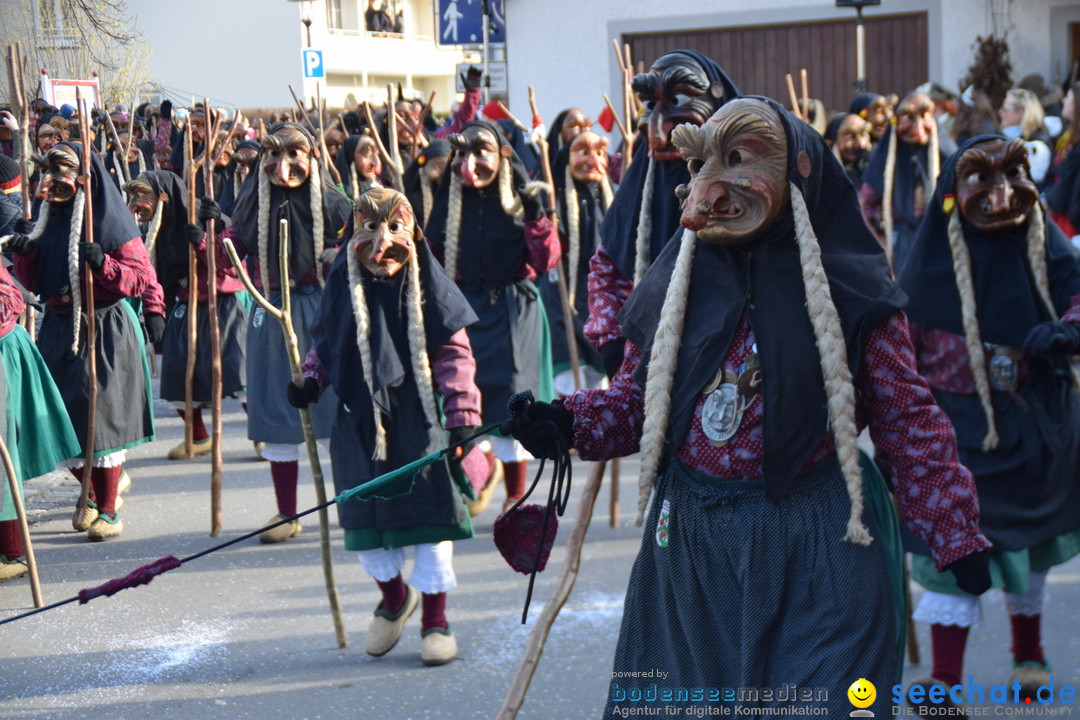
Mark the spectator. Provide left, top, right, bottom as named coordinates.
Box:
left=999, top=88, right=1053, bottom=184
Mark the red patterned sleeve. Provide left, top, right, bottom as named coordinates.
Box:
left=0, top=265, right=27, bottom=335
left=523, top=216, right=560, bottom=276
left=95, top=238, right=155, bottom=302
left=561, top=340, right=644, bottom=461
left=583, top=244, right=634, bottom=351
left=857, top=311, right=992, bottom=570
left=434, top=87, right=481, bottom=139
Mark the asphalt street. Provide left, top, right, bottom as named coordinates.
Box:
left=2, top=395, right=1079, bottom=719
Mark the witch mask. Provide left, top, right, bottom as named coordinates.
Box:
left=262, top=127, right=315, bottom=188
left=125, top=177, right=162, bottom=222
left=36, top=144, right=81, bottom=204
left=352, top=187, right=416, bottom=278
left=671, top=98, right=789, bottom=244
left=354, top=134, right=383, bottom=181
left=955, top=137, right=1038, bottom=232
left=449, top=125, right=508, bottom=189
left=569, top=130, right=609, bottom=184
left=632, top=53, right=726, bottom=162
left=895, top=92, right=935, bottom=147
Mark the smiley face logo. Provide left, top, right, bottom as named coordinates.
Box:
left=847, top=678, right=876, bottom=709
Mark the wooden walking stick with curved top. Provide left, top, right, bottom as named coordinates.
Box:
left=222, top=220, right=347, bottom=648
left=71, top=91, right=99, bottom=532
left=181, top=121, right=199, bottom=458
left=202, top=97, right=225, bottom=537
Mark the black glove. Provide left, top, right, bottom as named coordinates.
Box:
left=144, top=313, right=166, bottom=345
left=461, top=65, right=482, bottom=90
left=197, top=197, right=222, bottom=232
left=499, top=390, right=574, bottom=460
left=13, top=217, right=33, bottom=235
left=5, top=233, right=35, bottom=256
left=80, top=242, right=105, bottom=271
left=520, top=189, right=545, bottom=222
left=1023, top=321, right=1080, bottom=357
left=600, top=338, right=626, bottom=379
left=160, top=99, right=172, bottom=121
left=946, top=550, right=992, bottom=596
left=184, top=223, right=205, bottom=246
left=448, top=425, right=478, bottom=462
left=286, top=377, right=320, bottom=408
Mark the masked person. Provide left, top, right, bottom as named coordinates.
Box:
left=859, top=91, right=941, bottom=273
left=849, top=92, right=893, bottom=144
left=289, top=187, right=485, bottom=665
left=125, top=170, right=248, bottom=460
left=104, top=120, right=154, bottom=192
left=824, top=112, right=871, bottom=188
left=501, top=97, right=991, bottom=718
left=7, top=141, right=162, bottom=541
left=228, top=122, right=352, bottom=543
left=539, top=129, right=614, bottom=395
left=898, top=135, right=1080, bottom=705
left=586, top=50, right=739, bottom=379
left=219, top=139, right=261, bottom=217
left=544, top=107, right=593, bottom=172
left=425, top=120, right=560, bottom=512
left=402, top=137, right=449, bottom=227
left=0, top=262, right=81, bottom=580
left=335, top=131, right=384, bottom=202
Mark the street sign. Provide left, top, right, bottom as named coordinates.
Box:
left=301, top=49, right=324, bottom=78
left=435, top=0, right=505, bottom=49
left=455, top=61, right=507, bottom=94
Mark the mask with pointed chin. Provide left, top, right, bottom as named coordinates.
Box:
left=352, top=187, right=416, bottom=278
left=261, top=127, right=314, bottom=188
left=353, top=135, right=383, bottom=181
left=36, top=144, right=81, bottom=204
left=449, top=126, right=507, bottom=189
left=125, top=179, right=161, bottom=222
left=895, top=92, right=935, bottom=146
left=569, top=130, right=609, bottom=184
left=955, top=137, right=1038, bottom=232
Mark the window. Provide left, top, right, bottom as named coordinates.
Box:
left=326, top=0, right=343, bottom=30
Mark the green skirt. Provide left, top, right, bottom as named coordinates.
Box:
left=344, top=515, right=473, bottom=551
left=0, top=325, right=81, bottom=522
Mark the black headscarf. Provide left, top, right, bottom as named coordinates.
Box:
left=861, top=93, right=939, bottom=227
left=219, top=139, right=262, bottom=217
left=599, top=50, right=740, bottom=280
left=230, top=123, right=353, bottom=287
left=619, top=98, right=905, bottom=502
left=899, top=134, right=1080, bottom=350
left=403, top=137, right=450, bottom=220
left=132, top=170, right=190, bottom=300
left=496, top=119, right=541, bottom=179
left=545, top=110, right=572, bottom=174
left=849, top=93, right=884, bottom=117
left=424, top=120, right=531, bottom=293
left=1045, top=145, right=1080, bottom=232
left=334, top=134, right=364, bottom=193
left=34, top=141, right=142, bottom=300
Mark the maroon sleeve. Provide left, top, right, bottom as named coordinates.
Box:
left=11, top=244, right=40, bottom=297
left=523, top=216, right=560, bottom=275
left=858, top=182, right=884, bottom=239
left=94, top=237, right=155, bottom=302
left=301, top=346, right=330, bottom=398
left=583, top=244, right=634, bottom=350
left=431, top=328, right=482, bottom=428
left=561, top=340, right=645, bottom=461
left=435, top=87, right=481, bottom=139
left=0, top=265, right=27, bottom=335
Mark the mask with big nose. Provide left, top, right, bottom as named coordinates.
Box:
left=36, top=143, right=81, bottom=204
left=261, top=126, right=315, bottom=188
left=352, top=187, right=416, bottom=278
left=449, top=125, right=507, bottom=189
left=955, top=137, right=1038, bottom=232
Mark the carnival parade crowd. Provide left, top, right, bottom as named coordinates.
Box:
left=3, top=49, right=1080, bottom=715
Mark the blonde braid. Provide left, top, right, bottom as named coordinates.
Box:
left=882, top=128, right=897, bottom=263
left=600, top=174, right=614, bottom=210
left=946, top=209, right=999, bottom=451
left=405, top=253, right=448, bottom=455
left=443, top=173, right=462, bottom=280
left=257, top=167, right=271, bottom=291
left=311, top=157, right=326, bottom=287
left=421, top=176, right=434, bottom=225
left=350, top=164, right=360, bottom=202
left=143, top=201, right=164, bottom=266
left=564, top=164, right=581, bottom=307
left=27, top=204, right=49, bottom=241
left=636, top=229, right=697, bottom=524
left=633, top=158, right=656, bottom=285
left=928, top=121, right=940, bottom=197
left=498, top=157, right=524, bottom=222
left=346, top=241, right=388, bottom=460
left=1026, top=205, right=1057, bottom=320
left=68, top=188, right=86, bottom=354
left=791, top=183, right=871, bottom=545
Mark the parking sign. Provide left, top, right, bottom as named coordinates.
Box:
left=302, top=49, right=324, bottom=79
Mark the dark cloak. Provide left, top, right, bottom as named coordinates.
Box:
left=230, top=124, right=353, bottom=287
left=219, top=139, right=261, bottom=217
left=1045, top=145, right=1080, bottom=232
left=545, top=109, right=572, bottom=174
left=898, top=133, right=1080, bottom=551
left=34, top=141, right=141, bottom=301
left=133, top=170, right=191, bottom=300
left=103, top=138, right=155, bottom=192
left=618, top=97, right=905, bottom=503
left=598, top=50, right=741, bottom=280
left=861, top=98, right=940, bottom=228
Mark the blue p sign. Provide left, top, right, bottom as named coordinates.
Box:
left=302, top=49, right=324, bottom=78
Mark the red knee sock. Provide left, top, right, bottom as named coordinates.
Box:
left=0, top=520, right=25, bottom=559
left=376, top=573, right=407, bottom=615
left=70, top=465, right=95, bottom=504
left=421, top=592, right=448, bottom=631
left=175, top=408, right=209, bottom=442
left=503, top=460, right=529, bottom=501
left=270, top=461, right=299, bottom=517
left=1010, top=614, right=1045, bottom=666
left=930, top=624, right=970, bottom=687
left=91, top=466, right=123, bottom=518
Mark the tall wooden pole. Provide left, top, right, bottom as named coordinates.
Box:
left=202, top=98, right=225, bottom=537
left=182, top=121, right=199, bottom=458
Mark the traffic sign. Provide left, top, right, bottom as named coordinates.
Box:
left=302, top=49, right=324, bottom=78
left=455, top=61, right=507, bottom=94
left=435, top=0, right=505, bottom=49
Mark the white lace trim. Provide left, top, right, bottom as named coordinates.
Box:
left=913, top=590, right=983, bottom=627
left=59, top=450, right=127, bottom=470
left=1005, top=570, right=1048, bottom=617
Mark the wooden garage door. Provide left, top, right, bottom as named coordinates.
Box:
left=625, top=12, right=928, bottom=116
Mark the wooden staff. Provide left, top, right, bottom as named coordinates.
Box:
left=0, top=408, right=43, bottom=607
left=6, top=44, right=30, bottom=221
left=403, top=90, right=436, bottom=161
left=386, top=84, right=403, bottom=177
left=602, top=92, right=632, bottom=169
left=800, top=68, right=810, bottom=123
left=360, top=102, right=403, bottom=192
left=222, top=221, right=347, bottom=649
left=287, top=85, right=313, bottom=134
left=124, top=95, right=137, bottom=167
left=71, top=92, right=99, bottom=532
left=102, top=110, right=131, bottom=186
left=785, top=74, right=804, bottom=122
left=181, top=120, right=199, bottom=458
left=611, top=39, right=635, bottom=173
left=201, top=98, right=225, bottom=537
left=528, top=87, right=582, bottom=392
left=315, top=89, right=343, bottom=188
left=496, top=460, right=607, bottom=720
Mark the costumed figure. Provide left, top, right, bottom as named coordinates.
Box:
left=425, top=120, right=560, bottom=512
left=898, top=135, right=1080, bottom=705
left=0, top=262, right=81, bottom=580
left=104, top=120, right=154, bottom=192
left=539, top=129, right=614, bottom=395
left=585, top=50, right=738, bottom=379
left=7, top=141, right=162, bottom=541
left=335, top=130, right=384, bottom=202
left=544, top=107, right=593, bottom=172
left=502, top=98, right=992, bottom=717
left=125, top=170, right=248, bottom=460
left=859, top=91, right=941, bottom=272
left=219, top=139, right=261, bottom=217
left=824, top=111, right=871, bottom=188
left=229, top=122, right=352, bottom=542
left=402, top=137, right=449, bottom=227
left=291, top=187, right=486, bottom=665
left=1044, top=82, right=1080, bottom=239
left=849, top=92, right=893, bottom=144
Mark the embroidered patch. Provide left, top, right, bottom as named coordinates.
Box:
left=655, top=499, right=671, bottom=548
left=173, top=303, right=186, bottom=320
left=253, top=307, right=265, bottom=328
